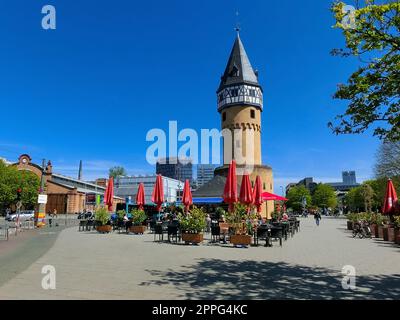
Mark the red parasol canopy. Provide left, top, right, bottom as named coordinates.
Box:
left=223, top=160, right=238, bottom=212
left=240, top=174, right=253, bottom=212
left=262, top=192, right=288, bottom=202
left=382, top=179, right=398, bottom=215
left=136, top=183, right=146, bottom=211
left=151, top=174, right=164, bottom=212
left=182, top=179, right=193, bottom=213
left=252, top=176, right=263, bottom=213
left=104, top=177, right=114, bottom=212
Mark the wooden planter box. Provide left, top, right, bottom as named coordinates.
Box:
left=378, top=226, right=385, bottom=239
left=96, top=225, right=112, bottom=233
left=383, top=227, right=395, bottom=242
left=230, top=234, right=252, bottom=246
left=347, top=221, right=353, bottom=230
left=370, top=224, right=378, bottom=238
left=129, top=225, right=146, bottom=234
left=394, top=228, right=400, bottom=245
left=182, top=233, right=203, bottom=244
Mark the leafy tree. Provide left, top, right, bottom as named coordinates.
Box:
left=360, top=183, right=375, bottom=212
left=329, top=1, right=400, bottom=141
left=0, top=160, right=40, bottom=211
left=286, top=186, right=312, bottom=212
left=345, top=186, right=364, bottom=212
left=109, top=166, right=127, bottom=178
left=312, top=184, right=337, bottom=209
left=374, top=140, right=400, bottom=177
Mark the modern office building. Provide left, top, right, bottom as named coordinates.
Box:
left=156, top=157, right=193, bottom=183
left=197, top=165, right=216, bottom=188
left=286, top=171, right=360, bottom=194
left=327, top=171, right=360, bottom=192
left=342, top=171, right=357, bottom=185
left=114, top=175, right=183, bottom=204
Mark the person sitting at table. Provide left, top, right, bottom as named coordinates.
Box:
left=282, top=212, right=289, bottom=221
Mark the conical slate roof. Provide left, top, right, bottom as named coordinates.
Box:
left=218, top=34, right=260, bottom=91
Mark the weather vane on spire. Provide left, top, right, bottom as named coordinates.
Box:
left=235, top=9, right=241, bottom=34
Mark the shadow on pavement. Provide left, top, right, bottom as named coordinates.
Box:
left=140, top=259, right=400, bottom=300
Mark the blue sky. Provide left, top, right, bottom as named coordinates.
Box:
left=0, top=0, right=381, bottom=192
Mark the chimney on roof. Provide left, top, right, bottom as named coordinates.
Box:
left=78, top=160, right=83, bottom=180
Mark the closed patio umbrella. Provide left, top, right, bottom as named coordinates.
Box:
left=151, top=174, right=164, bottom=219
left=104, top=177, right=114, bottom=212
left=253, top=176, right=263, bottom=214
left=382, top=179, right=398, bottom=215
left=223, top=160, right=238, bottom=212
left=239, top=174, right=253, bottom=213
left=136, top=183, right=145, bottom=211
left=182, top=179, right=193, bottom=213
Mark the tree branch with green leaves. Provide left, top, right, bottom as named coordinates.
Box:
left=329, top=1, right=400, bottom=141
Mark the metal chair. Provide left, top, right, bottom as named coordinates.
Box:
left=167, top=225, right=180, bottom=243
left=154, top=224, right=164, bottom=242
left=211, top=225, right=220, bottom=243
left=269, top=226, right=283, bottom=247
left=255, top=225, right=272, bottom=247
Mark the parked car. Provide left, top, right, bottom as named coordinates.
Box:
left=5, top=210, right=35, bottom=221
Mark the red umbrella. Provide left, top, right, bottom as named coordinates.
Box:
left=136, top=183, right=145, bottom=211
left=262, top=192, right=288, bottom=202
left=382, top=179, right=398, bottom=215
left=182, top=179, right=193, bottom=213
left=151, top=174, right=164, bottom=212
left=239, top=174, right=253, bottom=213
left=104, top=177, right=114, bottom=212
left=252, top=176, right=263, bottom=213
left=223, top=160, right=238, bottom=212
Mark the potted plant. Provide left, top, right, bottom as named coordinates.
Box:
left=179, top=207, right=206, bottom=244
left=382, top=218, right=395, bottom=242
left=346, top=212, right=358, bottom=230
left=370, top=213, right=384, bottom=238
left=394, top=216, right=400, bottom=245
left=226, top=203, right=253, bottom=246
left=129, top=209, right=147, bottom=234
left=95, top=207, right=112, bottom=233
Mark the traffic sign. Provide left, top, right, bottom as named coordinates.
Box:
left=38, top=194, right=48, bottom=204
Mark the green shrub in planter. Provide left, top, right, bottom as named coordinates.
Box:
left=116, top=210, right=126, bottom=221
left=95, top=207, right=110, bottom=226
left=131, top=209, right=147, bottom=226
left=178, top=207, right=206, bottom=234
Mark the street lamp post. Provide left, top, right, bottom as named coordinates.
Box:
left=36, top=159, right=47, bottom=228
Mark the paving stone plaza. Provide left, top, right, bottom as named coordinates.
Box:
left=0, top=217, right=399, bottom=300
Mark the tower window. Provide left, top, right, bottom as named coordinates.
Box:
left=250, top=110, right=255, bottom=119
left=222, top=112, right=226, bottom=122
left=230, top=89, right=239, bottom=97
left=249, top=89, right=256, bottom=97
left=263, top=183, right=266, bottom=190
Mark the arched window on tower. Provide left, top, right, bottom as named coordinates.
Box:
left=250, top=110, right=255, bottom=119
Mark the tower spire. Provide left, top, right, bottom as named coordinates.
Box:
left=235, top=10, right=241, bottom=35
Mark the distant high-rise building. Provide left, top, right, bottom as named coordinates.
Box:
left=342, top=171, right=356, bottom=185
left=156, top=157, right=193, bottom=183
left=197, top=164, right=216, bottom=188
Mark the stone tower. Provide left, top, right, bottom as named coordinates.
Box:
left=214, top=32, right=274, bottom=218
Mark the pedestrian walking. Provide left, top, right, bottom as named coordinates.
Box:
left=314, top=211, right=321, bottom=226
